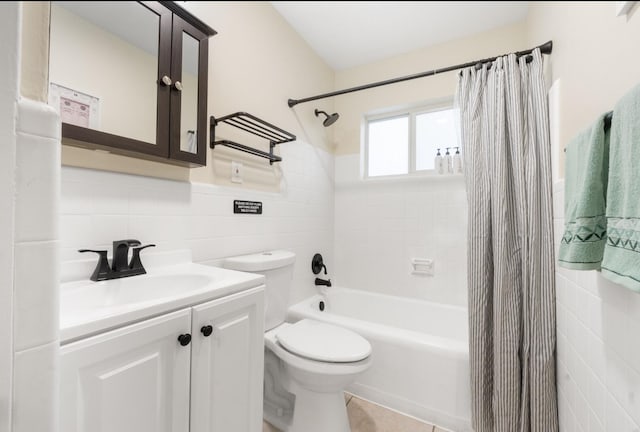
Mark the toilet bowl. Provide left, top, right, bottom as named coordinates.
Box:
left=223, top=251, right=372, bottom=432
left=265, top=320, right=371, bottom=432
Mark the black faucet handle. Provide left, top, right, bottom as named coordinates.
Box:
left=130, top=244, right=156, bottom=271
left=133, top=244, right=156, bottom=252
left=78, top=249, right=111, bottom=282
left=78, top=248, right=108, bottom=255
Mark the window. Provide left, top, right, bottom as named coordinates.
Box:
left=365, top=101, right=458, bottom=177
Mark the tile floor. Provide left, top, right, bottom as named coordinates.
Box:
left=263, top=393, right=451, bottom=432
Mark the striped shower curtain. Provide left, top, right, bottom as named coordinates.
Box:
left=456, top=49, right=558, bottom=432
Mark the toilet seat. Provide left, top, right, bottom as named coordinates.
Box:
left=275, top=319, right=371, bottom=363
left=264, top=323, right=372, bottom=384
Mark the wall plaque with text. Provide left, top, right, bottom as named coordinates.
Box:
left=233, top=200, right=263, bottom=215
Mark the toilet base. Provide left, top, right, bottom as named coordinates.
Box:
left=287, top=385, right=350, bottom=432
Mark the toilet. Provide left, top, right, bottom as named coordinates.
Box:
left=223, top=251, right=372, bottom=432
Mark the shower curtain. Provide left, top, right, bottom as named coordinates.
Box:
left=456, top=49, right=558, bottom=432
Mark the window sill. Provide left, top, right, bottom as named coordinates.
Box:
left=336, top=172, right=464, bottom=189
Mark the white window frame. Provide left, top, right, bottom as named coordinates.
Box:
left=364, top=97, right=455, bottom=179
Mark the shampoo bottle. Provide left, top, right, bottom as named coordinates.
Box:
left=453, top=147, right=462, bottom=174
left=444, top=147, right=453, bottom=174
left=435, top=148, right=444, bottom=174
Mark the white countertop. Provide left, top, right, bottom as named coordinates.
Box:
left=60, top=256, right=264, bottom=344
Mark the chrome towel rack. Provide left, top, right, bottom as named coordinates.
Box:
left=210, top=112, right=296, bottom=164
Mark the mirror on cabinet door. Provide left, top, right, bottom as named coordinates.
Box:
left=49, top=1, right=161, bottom=145
left=179, top=33, right=200, bottom=155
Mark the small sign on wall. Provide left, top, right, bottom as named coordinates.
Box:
left=234, top=200, right=262, bottom=215
left=48, top=83, right=100, bottom=129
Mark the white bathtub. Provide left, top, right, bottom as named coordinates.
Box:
left=287, top=287, right=472, bottom=432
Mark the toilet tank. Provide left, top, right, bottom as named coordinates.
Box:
left=223, top=251, right=296, bottom=331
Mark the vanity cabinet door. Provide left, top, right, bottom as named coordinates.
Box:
left=60, top=308, right=192, bottom=432
left=190, top=286, right=265, bottom=432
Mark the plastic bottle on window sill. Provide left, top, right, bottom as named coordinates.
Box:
left=444, top=147, right=453, bottom=174
left=453, top=147, right=463, bottom=174
left=435, top=148, right=444, bottom=174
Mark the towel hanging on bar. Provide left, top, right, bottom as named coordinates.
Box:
left=564, top=112, right=613, bottom=153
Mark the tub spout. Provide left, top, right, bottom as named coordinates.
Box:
left=315, top=277, right=332, bottom=287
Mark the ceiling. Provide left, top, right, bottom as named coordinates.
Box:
left=270, top=1, right=530, bottom=70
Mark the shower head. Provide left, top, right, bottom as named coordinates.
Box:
left=314, top=109, right=340, bottom=127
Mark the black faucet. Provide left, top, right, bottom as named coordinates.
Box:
left=112, top=239, right=141, bottom=272
left=79, top=239, right=156, bottom=281
left=312, top=253, right=331, bottom=287
left=315, top=277, right=332, bottom=287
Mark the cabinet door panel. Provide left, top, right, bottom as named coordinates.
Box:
left=190, top=287, right=265, bottom=432
left=51, top=1, right=172, bottom=157
left=169, top=15, right=209, bottom=165
left=60, top=309, right=192, bottom=432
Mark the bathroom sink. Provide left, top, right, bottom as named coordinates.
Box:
left=60, top=262, right=265, bottom=344
left=62, top=274, right=213, bottom=311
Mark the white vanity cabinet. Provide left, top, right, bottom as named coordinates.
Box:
left=60, top=308, right=192, bottom=432
left=60, top=286, right=265, bottom=432
left=190, top=287, right=265, bottom=432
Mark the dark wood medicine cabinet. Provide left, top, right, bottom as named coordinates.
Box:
left=49, top=1, right=216, bottom=167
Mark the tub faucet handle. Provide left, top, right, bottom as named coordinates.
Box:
left=311, top=253, right=328, bottom=275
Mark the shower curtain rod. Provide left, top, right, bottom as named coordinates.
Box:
left=287, top=40, right=553, bottom=108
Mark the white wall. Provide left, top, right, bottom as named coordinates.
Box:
left=12, top=100, right=61, bottom=432
left=553, top=181, right=640, bottom=432
left=528, top=2, right=640, bottom=180
left=60, top=137, right=334, bottom=304
left=0, top=3, right=19, bottom=429
left=334, top=162, right=467, bottom=306
left=0, top=4, right=62, bottom=432
left=331, top=23, right=529, bottom=306
left=55, top=2, right=336, bottom=306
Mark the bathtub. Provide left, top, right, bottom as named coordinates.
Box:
left=287, top=287, right=472, bottom=432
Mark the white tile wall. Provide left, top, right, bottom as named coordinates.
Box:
left=60, top=141, right=334, bottom=305
left=14, top=241, right=59, bottom=352
left=0, top=4, right=20, bottom=429
left=12, top=341, right=59, bottom=432
left=554, top=180, right=640, bottom=432
left=10, top=97, right=61, bottom=432
left=334, top=155, right=468, bottom=306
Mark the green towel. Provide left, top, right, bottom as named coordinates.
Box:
left=558, top=112, right=610, bottom=270
left=602, top=83, right=640, bottom=293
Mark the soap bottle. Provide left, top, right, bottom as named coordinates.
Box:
left=453, top=147, right=462, bottom=174
left=444, top=147, right=453, bottom=174
left=434, top=148, right=444, bottom=174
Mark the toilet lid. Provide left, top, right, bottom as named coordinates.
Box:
left=276, top=319, right=371, bottom=363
